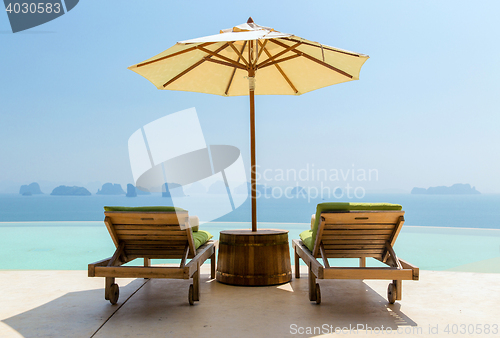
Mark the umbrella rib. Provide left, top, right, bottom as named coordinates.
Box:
left=259, top=41, right=298, bottom=94
left=256, top=42, right=302, bottom=68
left=228, top=42, right=249, bottom=68
left=197, top=46, right=247, bottom=70
left=281, top=37, right=364, bottom=57
left=258, top=54, right=301, bottom=69
left=225, top=41, right=247, bottom=96
left=270, top=39, right=353, bottom=79
left=162, top=59, right=206, bottom=88
left=162, top=43, right=233, bottom=88
left=134, top=42, right=216, bottom=68
left=255, top=39, right=268, bottom=64
left=204, top=57, right=246, bottom=70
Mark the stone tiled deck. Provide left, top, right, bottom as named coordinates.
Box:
left=1, top=266, right=500, bottom=337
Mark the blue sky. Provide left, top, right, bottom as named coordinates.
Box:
left=1, top=1, right=499, bottom=193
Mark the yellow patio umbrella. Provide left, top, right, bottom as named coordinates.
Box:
left=128, top=18, right=369, bottom=232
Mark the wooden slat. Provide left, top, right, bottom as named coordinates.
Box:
left=118, top=235, right=188, bottom=241
left=123, top=240, right=188, bottom=245
left=94, top=266, right=189, bottom=279
left=105, top=212, right=187, bottom=225
left=114, top=224, right=183, bottom=230
left=323, top=267, right=414, bottom=280
left=321, top=235, right=390, bottom=240
left=124, top=245, right=187, bottom=250
left=322, top=212, right=404, bottom=224
left=116, top=229, right=188, bottom=236
left=324, top=249, right=382, bottom=255
left=324, top=223, right=395, bottom=230
left=324, top=253, right=382, bottom=259
left=125, top=248, right=186, bottom=253
left=131, top=254, right=187, bottom=259
left=322, top=239, right=387, bottom=245
left=323, top=229, right=393, bottom=236
left=323, top=244, right=384, bottom=250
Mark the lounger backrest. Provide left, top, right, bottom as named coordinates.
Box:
left=104, top=211, right=197, bottom=259
left=314, top=211, right=405, bottom=260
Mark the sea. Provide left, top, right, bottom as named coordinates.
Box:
left=1, top=193, right=499, bottom=271
left=0, top=193, right=499, bottom=228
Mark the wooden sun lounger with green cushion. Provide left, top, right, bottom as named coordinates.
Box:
left=88, top=206, right=217, bottom=305
left=292, top=203, right=419, bottom=304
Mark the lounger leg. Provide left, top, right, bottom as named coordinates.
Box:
left=295, top=250, right=300, bottom=278
left=395, top=280, right=402, bottom=301
left=308, top=263, right=317, bottom=302
left=144, top=258, right=151, bottom=279
left=210, top=251, right=216, bottom=279
left=359, top=257, right=366, bottom=267
left=105, top=277, right=115, bottom=300
left=193, top=262, right=200, bottom=301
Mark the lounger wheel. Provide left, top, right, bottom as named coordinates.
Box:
left=109, top=283, right=119, bottom=305
left=315, top=283, right=321, bottom=304
left=188, top=284, right=195, bottom=305
left=387, top=283, right=397, bottom=304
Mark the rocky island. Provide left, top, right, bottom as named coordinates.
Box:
left=126, top=184, right=137, bottom=197
left=96, top=183, right=125, bottom=195
left=162, top=183, right=186, bottom=197
left=19, top=182, right=43, bottom=195
left=51, top=185, right=91, bottom=196
left=411, top=183, right=480, bottom=195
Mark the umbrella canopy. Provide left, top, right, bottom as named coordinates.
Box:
left=128, top=18, right=369, bottom=231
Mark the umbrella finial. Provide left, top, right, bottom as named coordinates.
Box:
left=247, top=17, right=254, bottom=23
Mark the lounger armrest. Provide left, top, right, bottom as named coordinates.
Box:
left=399, top=258, right=419, bottom=280
left=88, top=257, right=112, bottom=277
left=185, top=240, right=217, bottom=277
left=292, top=239, right=324, bottom=279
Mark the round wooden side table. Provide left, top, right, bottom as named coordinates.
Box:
left=216, top=229, right=292, bottom=286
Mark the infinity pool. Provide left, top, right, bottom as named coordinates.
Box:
left=1, top=222, right=499, bottom=272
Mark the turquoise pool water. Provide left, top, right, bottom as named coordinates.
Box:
left=1, top=221, right=499, bottom=271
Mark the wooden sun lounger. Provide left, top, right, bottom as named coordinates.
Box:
left=88, top=210, right=217, bottom=305
left=292, top=210, right=419, bottom=304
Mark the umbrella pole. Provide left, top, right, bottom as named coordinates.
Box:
left=249, top=72, right=257, bottom=232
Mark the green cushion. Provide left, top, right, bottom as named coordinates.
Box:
left=192, top=230, right=213, bottom=249
left=299, top=229, right=314, bottom=252
left=307, top=202, right=402, bottom=252
left=104, top=206, right=187, bottom=212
